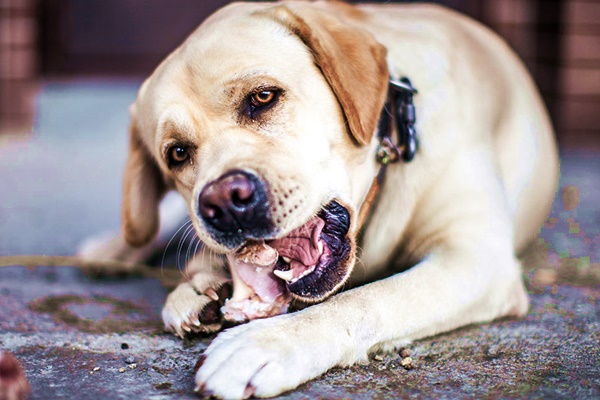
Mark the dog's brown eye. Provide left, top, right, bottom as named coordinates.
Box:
left=250, top=90, right=276, bottom=107
left=244, top=88, right=282, bottom=120
left=168, top=146, right=189, bottom=166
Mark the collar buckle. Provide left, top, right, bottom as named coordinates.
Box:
left=377, top=76, right=418, bottom=164
left=376, top=137, right=400, bottom=165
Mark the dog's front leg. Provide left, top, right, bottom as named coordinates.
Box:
left=162, top=248, right=231, bottom=337
left=195, top=240, right=528, bottom=399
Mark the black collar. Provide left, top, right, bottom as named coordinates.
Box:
left=356, top=76, right=418, bottom=229
left=376, top=76, right=418, bottom=164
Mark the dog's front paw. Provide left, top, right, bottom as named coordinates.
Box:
left=162, top=280, right=232, bottom=337
left=195, top=314, right=340, bottom=399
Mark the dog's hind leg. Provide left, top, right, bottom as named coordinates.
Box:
left=77, top=191, right=188, bottom=273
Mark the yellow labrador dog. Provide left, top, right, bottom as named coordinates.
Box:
left=105, top=1, right=559, bottom=398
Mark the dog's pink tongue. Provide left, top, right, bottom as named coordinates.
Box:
left=270, top=217, right=325, bottom=267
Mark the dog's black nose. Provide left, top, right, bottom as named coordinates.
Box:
left=198, top=171, right=272, bottom=247
left=198, top=171, right=256, bottom=227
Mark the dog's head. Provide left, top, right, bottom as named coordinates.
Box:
left=121, top=2, right=388, bottom=302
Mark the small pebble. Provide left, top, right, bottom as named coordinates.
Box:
left=124, top=356, right=135, bottom=364
left=93, top=367, right=100, bottom=372
left=561, top=185, right=579, bottom=211
left=128, top=363, right=137, bottom=370
left=400, top=349, right=411, bottom=359
left=121, top=343, right=129, bottom=350
left=400, top=357, right=414, bottom=370
left=118, top=367, right=126, bottom=373
left=534, top=268, right=557, bottom=286
left=155, top=382, right=173, bottom=390
left=373, top=355, right=383, bottom=362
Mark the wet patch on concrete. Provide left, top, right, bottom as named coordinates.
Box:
left=28, top=295, right=162, bottom=334
left=11, top=345, right=201, bottom=400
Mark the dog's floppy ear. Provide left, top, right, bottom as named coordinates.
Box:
left=121, top=105, right=167, bottom=247
left=267, top=3, right=389, bottom=145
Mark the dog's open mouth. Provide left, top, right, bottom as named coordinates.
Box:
left=221, top=201, right=352, bottom=322
left=270, top=200, right=351, bottom=298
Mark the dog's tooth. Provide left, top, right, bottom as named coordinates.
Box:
left=299, top=268, right=312, bottom=279
left=281, top=256, right=292, bottom=264
left=318, top=241, right=324, bottom=254
left=273, top=269, right=294, bottom=281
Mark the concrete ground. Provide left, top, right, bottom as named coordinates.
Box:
left=0, top=81, right=598, bottom=399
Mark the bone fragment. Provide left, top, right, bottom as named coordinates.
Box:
left=222, top=241, right=291, bottom=322
left=235, top=241, right=278, bottom=266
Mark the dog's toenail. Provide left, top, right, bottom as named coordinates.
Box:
left=243, top=383, right=256, bottom=399
left=205, top=288, right=219, bottom=301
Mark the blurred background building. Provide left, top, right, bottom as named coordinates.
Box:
left=0, top=0, right=598, bottom=147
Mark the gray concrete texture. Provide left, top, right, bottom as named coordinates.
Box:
left=0, top=82, right=599, bottom=399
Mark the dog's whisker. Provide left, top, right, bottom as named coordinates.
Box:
left=174, top=225, right=192, bottom=274
left=352, top=252, right=367, bottom=284
left=185, top=234, right=201, bottom=265
left=161, top=219, right=192, bottom=273
left=208, top=247, right=220, bottom=274
left=208, top=247, right=216, bottom=273
left=177, top=224, right=197, bottom=273
left=193, top=239, right=203, bottom=261
left=175, top=225, right=194, bottom=274
left=181, top=237, right=200, bottom=285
